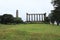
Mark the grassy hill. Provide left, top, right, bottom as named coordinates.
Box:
left=0, top=24, right=60, bottom=40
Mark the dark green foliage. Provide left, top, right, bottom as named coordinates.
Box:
left=13, top=17, right=23, bottom=24
left=0, top=16, right=2, bottom=23
left=0, top=14, right=23, bottom=24
left=1, top=14, right=14, bottom=24
left=51, top=0, right=60, bottom=25
left=48, top=13, right=55, bottom=24
left=44, top=17, right=50, bottom=24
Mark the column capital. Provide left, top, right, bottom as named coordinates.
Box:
left=26, top=13, right=28, bottom=15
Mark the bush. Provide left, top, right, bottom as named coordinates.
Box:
left=13, top=17, right=23, bottom=24
left=44, top=17, right=50, bottom=24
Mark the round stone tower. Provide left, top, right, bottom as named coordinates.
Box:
left=16, top=10, right=18, bottom=18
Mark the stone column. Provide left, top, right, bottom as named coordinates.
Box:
left=44, top=13, right=46, bottom=21
left=34, top=14, right=35, bottom=21
left=37, top=14, right=38, bottom=21
left=29, top=14, right=30, bottom=21
left=31, top=14, right=32, bottom=21
left=31, top=14, right=33, bottom=21
left=39, top=14, right=40, bottom=21
left=42, top=15, right=43, bottom=21
left=26, top=13, right=28, bottom=22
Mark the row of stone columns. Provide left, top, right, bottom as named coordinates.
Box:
left=26, top=13, right=46, bottom=22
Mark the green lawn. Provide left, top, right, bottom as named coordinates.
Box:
left=0, top=24, right=60, bottom=40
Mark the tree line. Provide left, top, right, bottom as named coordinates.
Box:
left=0, top=14, right=23, bottom=24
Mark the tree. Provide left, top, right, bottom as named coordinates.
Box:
left=48, top=13, right=55, bottom=24
left=44, top=17, right=50, bottom=24
left=1, top=14, right=14, bottom=24
left=0, top=16, right=2, bottom=23
left=0, top=14, right=23, bottom=24
left=13, top=17, right=23, bottom=24
left=51, top=0, right=60, bottom=25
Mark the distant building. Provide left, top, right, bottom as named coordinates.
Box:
left=16, top=10, right=18, bottom=18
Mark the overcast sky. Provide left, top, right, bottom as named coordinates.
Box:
left=0, top=0, right=54, bottom=21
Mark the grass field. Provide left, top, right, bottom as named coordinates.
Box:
left=0, top=24, right=60, bottom=40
